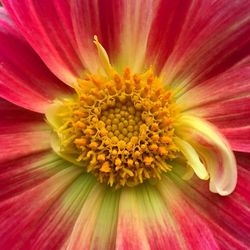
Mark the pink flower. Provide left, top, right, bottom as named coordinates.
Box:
left=0, top=0, right=250, bottom=249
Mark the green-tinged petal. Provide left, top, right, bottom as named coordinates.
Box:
left=89, top=189, right=120, bottom=250
left=20, top=173, right=97, bottom=249
left=116, top=184, right=182, bottom=250
left=67, top=183, right=105, bottom=250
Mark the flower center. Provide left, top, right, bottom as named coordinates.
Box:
left=50, top=67, right=178, bottom=188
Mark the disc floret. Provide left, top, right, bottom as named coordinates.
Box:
left=53, top=68, right=178, bottom=188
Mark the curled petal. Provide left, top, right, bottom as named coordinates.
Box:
left=175, top=115, right=237, bottom=195
left=174, top=137, right=209, bottom=180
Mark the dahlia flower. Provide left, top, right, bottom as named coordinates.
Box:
left=0, top=0, right=249, bottom=249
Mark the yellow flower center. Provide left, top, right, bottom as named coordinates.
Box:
left=46, top=37, right=182, bottom=188
left=49, top=67, right=179, bottom=188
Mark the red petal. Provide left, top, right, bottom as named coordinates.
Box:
left=0, top=167, right=82, bottom=250
left=157, top=0, right=250, bottom=86
left=0, top=8, right=69, bottom=112
left=0, top=99, right=51, bottom=163
left=70, top=0, right=160, bottom=72
left=2, top=0, right=85, bottom=84
left=171, top=156, right=250, bottom=250
left=220, top=127, right=250, bottom=153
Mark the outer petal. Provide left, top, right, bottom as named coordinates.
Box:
left=116, top=183, right=218, bottom=250
left=0, top=8, right=69, bottom=112
left=154, top=0, right=250, bottom=88
left=219, top=127, right=250, bottom=153
left=0, top=151, right=68, bottom=201
left=67, top=186, right=119, bottom=250
left=178, top=66, right=250, bottom=113
left=146, top=0, right=194, bottom=72
left=171, top=158, right=250, bottom=250
left=18, top=173, right=97, bottom=250
left=178, top=66, right=250, bottom=153
left=70, top=0, right=160, bottom=73
left=0, top=99, right=51, bottom=163
left=0, top=166, right=83, bottom=250
left=2, top=0, right=85, bottom=85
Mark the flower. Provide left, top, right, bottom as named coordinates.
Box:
left=0, top=0, right=249, bottom=249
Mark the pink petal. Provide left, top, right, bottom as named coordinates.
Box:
left=156, top=0, right=250, bottom=86
left=18, top=174, right=96, bottom=250
left=2, top=0, right=85, bottom=85
left=0, top=151, right=67, bottom=202
left=70, top=0, right=160, bottom=72
left=0, top=166, right=82, bottom=250
left=146, top=0, right=194, bottom=72
left=178, top=67, right=250, bottom=154
left=189, top=97, right=250, bottom=129
left=116, top=183, right=218, bottom=250
left=178, top=66, right=250, bottom=113
left=235, top=152, right=250, bottom=171
left=0, top=99, right=51, bottom=163
left=220, top=127, right=250, bottom=153
left=0, top=8, right=69, bottom=112
left=171, top=157, right=250, bottom=249
left=66, top=184, right=106, bottom=250
left=158, top=176, right=220, bottom=250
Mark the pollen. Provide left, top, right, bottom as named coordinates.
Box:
left=52, top=67, right=179, bottom=188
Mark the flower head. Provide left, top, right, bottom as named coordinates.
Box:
left=0, top=0, right=250, bottom=249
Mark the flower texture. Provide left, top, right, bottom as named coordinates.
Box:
left=0, top=0, right=250, bottom=249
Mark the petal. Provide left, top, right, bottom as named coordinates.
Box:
left=157, top=0, right=250, bottom=88
left=71, top=0, right=160, bottom=73
left=187, top=96, right=250, bottom=129
left=0, top=166, right=82, bottom=250
left=19, top=174, right=97, bottom=250
left=66, top=183, right=105, bottom=250
left=116, top=185, right=180, bottom=250
left=220, top=127, right=250, bottom=153
left=0, top=8, right=69, bottom=112
left=178, top=67, right=250, bottom=154
left=176, top=115, right=237, bottom=195
left=2, top=0, right=85, bottom=85
left=0, top=99, right=51, bottom=163
left=146, top=0, right=194, bottom=72
left=158, top=176, right=220, bottom=250
left=67, top=186, right=120, bottom=250
left=116, top=182, right=218, bottom=250
left=174, top=136, right=209, bottom=180
left=178, top=66, right=250, bottom=113
left=171, top=161, right=250, bottom=250
left=0, top=151, right=69, bottom=202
